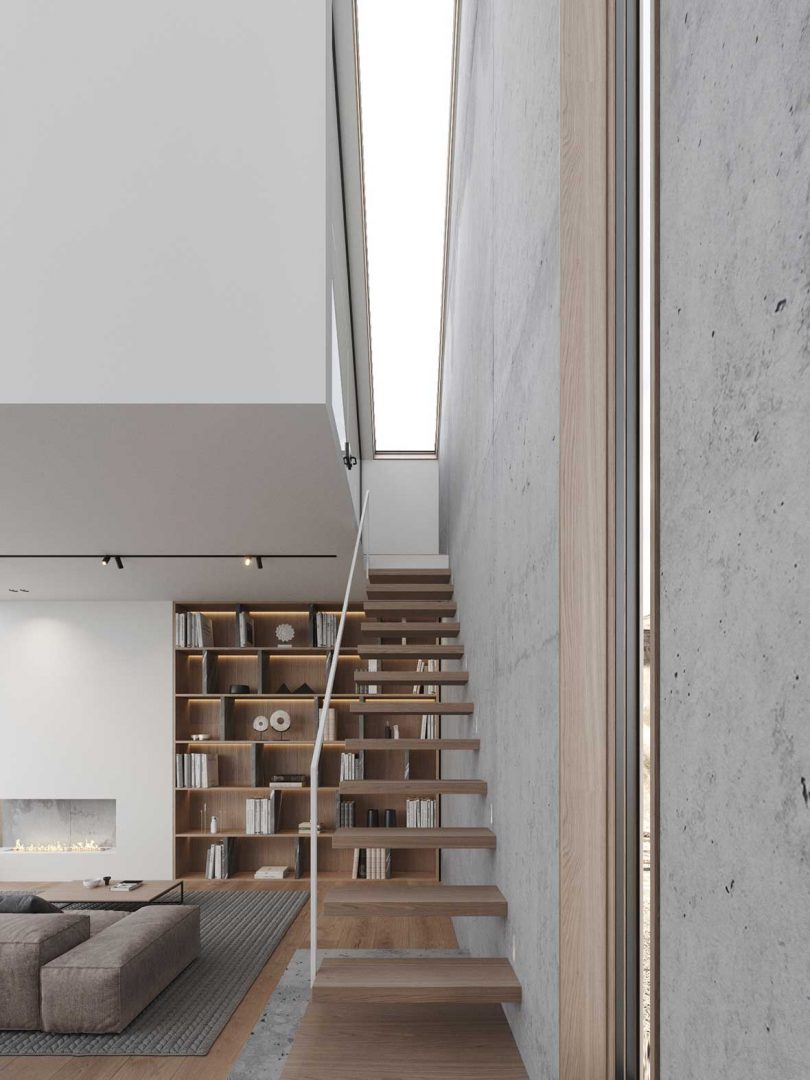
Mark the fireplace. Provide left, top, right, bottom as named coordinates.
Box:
left=0, top=799, right=116, bottom=853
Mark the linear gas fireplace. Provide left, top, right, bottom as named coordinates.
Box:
left=0, top=799, right=116, bottom=853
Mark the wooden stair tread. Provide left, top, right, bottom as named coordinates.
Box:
left=368, top=569, right=452, bottom=583
left=339, top=779, right=486, bottom=795
left=333, top=827, right=496, bottom=850
left=345, top=738, right=480, bottom=750
left=364, top=600, right=457, bottom=616
left=312, top=957, right=521, bottom=1004
left=359, top=644, right=464, bottom=659
left=323, top=884, right=508, bottom=917
left=366, top=584, right=455, bottom=598
left=354, top=669, right=468, bottom=685
left=349, top=700, right=473, bottom=715
left=279, top=1002, right=529, bottom=1079
left=323, top=884, right=507, bottom=917
left=361, top=621, right=461, bottom=637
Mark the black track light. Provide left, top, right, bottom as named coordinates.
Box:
left=101, top=555, right=111, bottom=566
left=114, top=556, right=124, bottom=570
left=255, top=556, right=263, bottom=569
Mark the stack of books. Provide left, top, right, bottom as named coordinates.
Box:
left=253, top=865, right=289, bottom=880
left=340, top=753, right=363, bottom=780
left=420, top=714, right=438, bottom=739
left=314, top=612, right=338, bottom=648
left=406, top=798, right=437, bottom=827
left=338, top=800, right=355, bottom=827
left=298, top=821, right=323, bottom=835
left=236, top=606, right=255, bottom=646
left=176, top=611, right=214, bottom=648
left=176, top=752, right=219, bottom=788
left=205, top=838, right=233, bottom=879
left=413, top=658, right=439, bottom=695
left=365, top=848, right=388, bottom=879
left=352, top=847, right=391, bottom=880
left=245, top=793, right=278, bottom=835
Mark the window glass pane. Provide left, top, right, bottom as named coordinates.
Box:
left=356, top=0, right=455, bottom=453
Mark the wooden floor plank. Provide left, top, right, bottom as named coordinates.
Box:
left=281, top=1003, right=528, bottom=1079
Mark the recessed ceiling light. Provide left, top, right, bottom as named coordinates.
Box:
left=8, top=587, right=30, bottom=593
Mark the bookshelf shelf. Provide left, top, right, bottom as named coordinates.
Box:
left=176, top=830, right=336, bottom=839
left=174, top=599, right=441, bottom=883
left=176, top=786, right=338, bottom=793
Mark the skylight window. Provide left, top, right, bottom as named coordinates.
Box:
left=356, top=0, right=456, bottom=456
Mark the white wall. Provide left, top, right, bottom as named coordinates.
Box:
left=0, top=602, right=173, bottom=881
left=0, top=1, right=327, bottom=404
left=362, top=459, right=440, bottom=557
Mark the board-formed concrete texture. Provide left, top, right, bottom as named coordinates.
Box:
left=660, top=3, right=810, bottom=1075
left=439, top=2, right=560, bottom=1076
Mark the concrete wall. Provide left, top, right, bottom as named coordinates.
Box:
left=0, top=603, right=173, bottom=881
left=660, top=3, right=810, bottom=1075
left=0, top=1, right=327, bottom=404
left=438, top=3, right=559, bottom=1076
left=362, top=460, right=440, bottom=557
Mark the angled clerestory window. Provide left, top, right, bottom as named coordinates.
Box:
left=355, top=0, right=457, bottom=456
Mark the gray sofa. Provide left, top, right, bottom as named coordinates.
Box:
left=0, top=903, right=199, bottom=1033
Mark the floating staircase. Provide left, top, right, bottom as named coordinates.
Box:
left=312, top=957, right=521, bottom=1004
left=323, top=883, right=508, bottom=917
left=316, top=565, right=518, bottom=1011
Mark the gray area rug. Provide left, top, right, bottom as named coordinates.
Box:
left=229, top=948, right=464, bottom=1080
left=0, top=888, right=308, bottom=1057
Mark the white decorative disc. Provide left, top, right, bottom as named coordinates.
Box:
left=253, top=715, right=270, bottom=732
left=269, top=709, right=292, bottom=732
left=275, top=623, right=295, bottom=644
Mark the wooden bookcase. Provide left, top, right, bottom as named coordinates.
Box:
left=173, top=602, right=440, bottom=882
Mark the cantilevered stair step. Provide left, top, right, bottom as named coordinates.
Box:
left=366, top=584, right=454, bottom=599
left=367, top=568, right=452, bottom=584
left=333, top=827, right=495, bottom=850
left=339, top=779, right=486, bottom=796
left=364, top=600, right=457, bottom=617
left=312, top=957, right=521, bottom=1005
left=361, top=621, right=461, bottom=638
left=359, top=644, right=464, bottom=660
left=345, top=738, right=480, bottom=751
left=349, top=700, right=473, bottom=715
left=323, top=884, right=507, bottom=918
left=354, top=669, right=469, bottom=686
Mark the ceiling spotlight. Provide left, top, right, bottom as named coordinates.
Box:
left=255, top=556, right=263, bottom=570
left=7, top=588, right=30, bottom=594
left=244, top=556, right=252, bottom=567
left=101, top=555, right=111, bottom=566
left=114, top=556, right=124, bottom=570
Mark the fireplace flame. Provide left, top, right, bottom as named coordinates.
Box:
left=13, top=838, right=102, bottom=853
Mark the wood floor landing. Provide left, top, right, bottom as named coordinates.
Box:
left=280, top=1003, right=529, bottom=1079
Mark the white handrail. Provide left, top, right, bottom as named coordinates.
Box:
left=309, top=489, right=370, bottom=986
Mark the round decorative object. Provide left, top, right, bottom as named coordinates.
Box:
left=230, top=684, right=250, bottom=695
left=275, top=623, right=295, bottom=646
left=253, top=714, right=270, bottom=733
left=269, top=708, right=292, bottom=733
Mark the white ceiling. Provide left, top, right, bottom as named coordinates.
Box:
left=0, top=404, right=365, bottom=602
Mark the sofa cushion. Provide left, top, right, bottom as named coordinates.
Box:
left=87, top=910, right=129, bottom=936
left=41, top=904, right=200, bottom=1034
left=0, top=893, right=60, bottom=914
left=0, top=913, right=91, bottom=1030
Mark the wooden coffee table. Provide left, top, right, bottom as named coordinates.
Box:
left=39, top=879, right=184, bottom=907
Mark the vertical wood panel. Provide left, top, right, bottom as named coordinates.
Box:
left=560, top=0, right=610, bottom=1076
